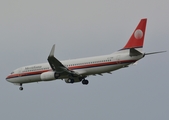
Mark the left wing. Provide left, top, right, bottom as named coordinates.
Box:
left=47, top=44, right=79, bottom=77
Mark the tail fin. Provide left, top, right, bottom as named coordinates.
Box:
left=122, top=19, right=147, bottom=50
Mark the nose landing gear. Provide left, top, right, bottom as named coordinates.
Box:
left=19, top=83, right=23, bottom=91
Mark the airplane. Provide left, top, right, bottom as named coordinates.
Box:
left=6, top=18, right=166, bottom=90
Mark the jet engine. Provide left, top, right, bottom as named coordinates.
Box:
left=40, top=71, right=59, bottom=81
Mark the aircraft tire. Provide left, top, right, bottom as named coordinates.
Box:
left=19, top=87, right=23, bottom=91
left=82, top=80, right=89, bottom=85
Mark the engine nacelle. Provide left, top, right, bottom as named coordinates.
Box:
left=40, top=71, right=57, bottom=81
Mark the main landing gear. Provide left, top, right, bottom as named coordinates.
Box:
left=66, top=78, right=89, bottom=85
left=82, top=79, right=89, bottom=85
left=19, top=83, right=23, bottom=91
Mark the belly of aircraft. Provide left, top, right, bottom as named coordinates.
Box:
left=7, top=75, right=41, bottom=84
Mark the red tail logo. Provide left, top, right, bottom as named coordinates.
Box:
left=123, top=19, right=147, bottom=49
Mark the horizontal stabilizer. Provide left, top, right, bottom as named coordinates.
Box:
left=145, top=51, right=166, bottom=55
left=130, top=48, right=143, bottom=56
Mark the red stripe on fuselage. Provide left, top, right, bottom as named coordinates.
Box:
left=6, top=60, right=137, bottom=79
left=6, top=70, right=50, bottom=79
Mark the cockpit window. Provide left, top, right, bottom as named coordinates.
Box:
left=11, top=72, right=14, bottom=74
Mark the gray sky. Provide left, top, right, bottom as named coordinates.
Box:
left=0, top=0, right=169, bottom=120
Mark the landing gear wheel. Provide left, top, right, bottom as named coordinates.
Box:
left=82, top=80, right=89, bottom=85
left=19, top=87, right=23, bottom=91
left=19, top=83, right=23, bottom=91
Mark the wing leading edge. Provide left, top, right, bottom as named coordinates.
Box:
left=48, top=44, right=65, bottom=72
left=47, top=44, right=80, bottom=78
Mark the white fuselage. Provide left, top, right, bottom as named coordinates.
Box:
left=6, top=49, right=143, bottom=84
left=6, top=19, right=152, bottom=90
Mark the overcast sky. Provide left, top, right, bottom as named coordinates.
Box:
left=0, top=0, right=169, bottom=120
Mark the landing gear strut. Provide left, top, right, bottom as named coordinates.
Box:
left=19, top=83, right=23, bottom=91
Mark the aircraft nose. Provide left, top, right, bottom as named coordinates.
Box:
left=6, top=76, right=9, bottom=81
left=6, top=75, right=11, bottom=82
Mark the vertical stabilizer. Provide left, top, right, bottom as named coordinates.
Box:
left=122, top=19, right=147, bottom=50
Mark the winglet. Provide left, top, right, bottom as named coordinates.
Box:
left=49, top=44, right=55, bottom=57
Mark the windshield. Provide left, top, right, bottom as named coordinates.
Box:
left=10, top=72, right=14, bottom=74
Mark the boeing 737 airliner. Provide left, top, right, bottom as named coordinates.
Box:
left=6, top=18, right=165, bottom=90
